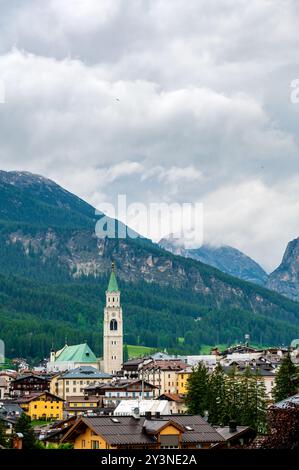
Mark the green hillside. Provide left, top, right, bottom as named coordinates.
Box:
left=0, top=170, right=299, bottom=362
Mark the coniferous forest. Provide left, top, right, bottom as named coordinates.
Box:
left=1, top=172, right=299, bottom=363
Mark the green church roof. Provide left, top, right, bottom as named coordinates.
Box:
left=55, top=343, right=97, bottom=363
left=107, top=263, right=119, bottom=292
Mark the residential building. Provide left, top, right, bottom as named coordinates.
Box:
left=61, top=414, right=224, bottom=449
left=177, top=369, right=192, bottom=395
left=17, top=391, right=64, bottom=420
left=215, top=422, right=256, bottom=448
left=157, top=393, right=187, bottom=414
left=113, top=399, right=170, bottom=416
left=11, top=373, right=50, bottom=397
left=0, top=370, right=18, bottom=397
left=53, top=366, right=112, bottom=400
left=64, top=396, right=103, bottom=416
left=84, top=379, right=157, bottom=407
left=0, top=402, right=23, bottom=435
left=0, top=377, right=5, bottom=399
left=139, top=360, right=189, bottom=395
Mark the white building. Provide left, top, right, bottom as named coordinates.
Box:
left=114, top=399, right=171, bottom=416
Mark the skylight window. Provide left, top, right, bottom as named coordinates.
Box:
left=111, top=418, right=120, bottom=423
left=185, top=426, right=193, bottom=431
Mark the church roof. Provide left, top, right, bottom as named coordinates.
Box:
left=107, top=265, right=119, bottom=292
left=55, top=343, right=97, bottom=363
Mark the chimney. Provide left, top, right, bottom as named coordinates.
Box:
left=229, top=420, right=237, bottom=433
left=155, top=411, right=161, bottom=419
left=145, top=411, right=152, bottom=420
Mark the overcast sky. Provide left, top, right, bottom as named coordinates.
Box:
left=0, top=0, right=299, bottom=271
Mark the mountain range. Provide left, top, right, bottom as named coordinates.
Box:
left=159, top=236, right=268, bottom=286
left=0, top=170, right=299, bottom=361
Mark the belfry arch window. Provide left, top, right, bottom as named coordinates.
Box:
left=110, top=319, right=118, bottom=331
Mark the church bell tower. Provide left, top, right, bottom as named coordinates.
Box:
left=103, top=262, right=123, bottom=375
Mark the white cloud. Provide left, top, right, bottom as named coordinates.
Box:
left=0, top=2, right=299, bottom=270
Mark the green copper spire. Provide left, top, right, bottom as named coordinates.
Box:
left=107, top=262, right=119, bottom=292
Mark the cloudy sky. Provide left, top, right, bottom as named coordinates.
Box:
left=0, top=0, right=299, bottom=271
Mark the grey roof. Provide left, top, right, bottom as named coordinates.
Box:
left=216, top=426, right=254, bottom=441
left=272, top=393, right=299, bottom=409
left=60, top=366, right=112, bottom=380
left=0, top=402, right=23, bottom=416
left=63, top=415, right=224, bottom=446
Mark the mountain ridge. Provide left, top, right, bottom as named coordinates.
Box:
left=159, top=236, right=268, bottom=286
left=0, top=170, right=299, bottom=360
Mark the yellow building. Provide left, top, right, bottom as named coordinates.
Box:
left=177, top=370, right=192, bottom=395
left=61, top=414, right=224, bottom=449
left=18, top=391, right=64, bottom=421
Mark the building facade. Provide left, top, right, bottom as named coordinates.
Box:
left=61, top=414, right=224, bottom=449
left=52, top=366, right=112, bottom=400
left=18, top=391, right=64, bottom=421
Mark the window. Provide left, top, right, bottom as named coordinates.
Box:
left=160, top=435, right=179, bottom=449
left=110, top=319, right=117, bottom=331
left=92, top=441, right=99, bottom=449
left=82, top=440, right=86, bottom=449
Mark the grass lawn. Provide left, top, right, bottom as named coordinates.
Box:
left=200, top=344, right=227, bottom=354
left=127, top=345, right=154, bottom=359
left=30, top=419, right=54, bottom=427
left=200, top=343, right=271, bottom=354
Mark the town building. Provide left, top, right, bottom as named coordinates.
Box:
left=113, top=399, right=170, bottom=416
left=157, top=393, right=187, bottom=414
left=11, top=373, right=51, bottom=397
left=139, top=359, right=189, bottom=395
left=64, top=396, right=103, bottom=417
left=177, top=369, right=192, bottom=395
left=0, top=402, right=23, bottom=436
left=17, top=391, right=64, bottom=420
left=52, top=366, right=112, bottom=400
left=84, top=379, right=157, bottom=407
left=215, top=422, right=256, bottom=448
left=0, top=370, right=18, bottom=397
left=61, top=413, right=224, bottom=449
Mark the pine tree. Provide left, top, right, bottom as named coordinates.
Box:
left=273, top=352, right=299, bottom=402
left=123, top=344, right=129, bottom=362
left=14, top=413, right=37, bottom=450
left=185, top=363, right=209, bottom=415
left=0, top=419, right=7, bottom=448
left=208, top=363, right=226, bottom=425
left=224, top=365, right=242, bottom=423
left=239, top=367, right=267, bottom=432
left=254, top=371, right=268, bottom=433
